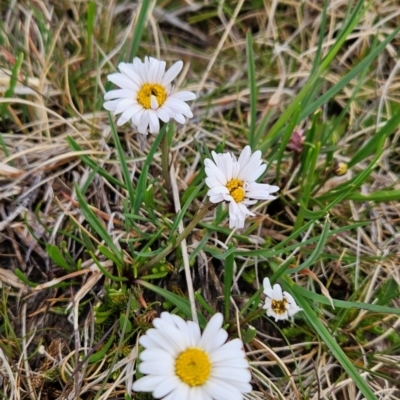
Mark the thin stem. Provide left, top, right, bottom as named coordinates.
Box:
left=138, top=202, right=216, bottom=274
left=169, top=164, right=197, bottom=322
left=161, top=131, right=171, bottom=192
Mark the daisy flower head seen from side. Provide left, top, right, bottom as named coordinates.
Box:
left=204, top=145, right=280, bottom=229
left=132, top=312, right=252, bottom=400
left=262, top=277, right=302, bottom=322
left=103, top=56, right=196, bottom=135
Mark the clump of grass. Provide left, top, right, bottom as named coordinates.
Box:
left=1, top=1, right=400, bottom=399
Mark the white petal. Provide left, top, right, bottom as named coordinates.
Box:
left=114, top=98, right=135, bottom=114
left=104, top=88, right=134, bottom=100
left=152, top=375, right=180, bottom=399
left=211, top=366, right=251, bottom=382
left=263, top=278, right=273, bottom=297
left=140, top=348, right=173, bottom=363
left=237, top=202, right=255, bottom=216
left=187, top=321, right=201, bottom=346
left=203, top=378, right=244, bottom=400
left=199, top=313, right=224, bottom=352
left=132, top=374, right=166, bottom=392
left=148, top=110, right=160, bottom=133
left=263, top=299, right=272, bottom=310
left=151, top=59, right=166, bottom=82
left=162, top=60, right=183, bottom=85
left=139, top=359, right=174, bottom=375
left=117, top=104, right=141, bottom=125
left=204, top=160, right=228, bottom=185
left=244, top=164, right=267, bottom=182
left=210, top=341, right=248, bottom=365
left=138, top=112, right=150, bottom=134
left=164, top=383, right=189, bottom=400
left=108, top=73, right=138, bottom=91
left=238, top=151, right=264, bottom=181
left=205, top=176, right=223, bottom=189
left=171, top=91, right=196, bottom=101
left=172, top=113, right=186, bottom=124
left=207, top=186, right=229, bottom=196
left=272, top=283, right=284, bottom=301
left=103, top=99, right=120, bottom=112
left=237, top=145, right=251, bottom=166
left=157, top=107, right=171, bottom=122
left=151, top=95, right=159, bottom=109
left=118, top=62, right=143, bottom=86
left=165, top=97, right=193, bottom=114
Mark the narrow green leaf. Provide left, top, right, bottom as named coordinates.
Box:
left=224, top=247, right=235, bottom=323
left=119, top=315, right=132, bottom=333
left=67, top=136, right=127, bottom=189
left=137, top=280, right=207, bottom=327
left=246, top=31, right=257, bottom=147
left=98, top=245, right=123, bottom=267
left=375, top=278, right=400, bottom=306
left=1, top=52, right=24, bottom=117
left=14, top=269, right=38, bottom=288
left=109, top=114, right=136, bottom=212
left=169, top=183, right=204, bottom=240
left=46, top=244, right=72, bottom=272
left=275, top=105, right=300, bottom=181
left=75, top=184, right=124, bottom=266
left=292, top=285, right=400, bottom=315
left=195, top=291, right=216, bottom=315
left=344, top=190, right=400, bottom=202
left=349, top=108, right=400, bottom=168
left=129, top=0, right=152, bottom=59
left=291, top=290, right=377, bottom=400
left=86, top=1, right=96, bottom=57
left=300, top=25, right=400, bottom=121
left=133, top=124, right=166, bottom=214
left=89, top=251, right=127, bottom=282
left=88, top=330, right=115, bottom=363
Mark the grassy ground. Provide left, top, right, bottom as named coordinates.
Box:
left=1, top=0, right=400, bottom=399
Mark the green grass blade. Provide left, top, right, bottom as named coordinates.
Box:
left=129, top=0, right=152, bottom=60
left=290, top=287, right=377, bottom=400
left=246, top=31, right=257, bottom=148
left=224, top=247, right=235, bottom=323
left=75, top=184, right=124, bottom=266
left=86, top=1, right=96, bottom=57
left=67, top=136, right=127, bottom=189
left=109, top=113, right=136, bottom=211
left=168, top=183, right=204, bottom=240
left=348, top=108, right=400, bottom=168
left=300, top=26, right=400, bottom=121
left=133, top=124, right=166, bottom=214
left=345, top=190, right=400, bottom=202
left=1, top=52, right=23, bottom=117
left=137, top=280, right=207, bottom=327
left=310, top=0, right=328, bottom=76
left=272, top=216, right=330, bottom=281
left=293, top=284, right=400, bottom=315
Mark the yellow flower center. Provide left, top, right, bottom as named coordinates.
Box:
left=226, top=178, right=245, bottom=203
left=271, top=299, right=288, bottom=315
left=175, top=348, right=211, bottom=387
left=137, top=83, right=167, bottom=109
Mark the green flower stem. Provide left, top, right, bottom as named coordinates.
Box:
left=161, top=131, right=171, bottom=193
left=138, top=202, right=216, bottom=274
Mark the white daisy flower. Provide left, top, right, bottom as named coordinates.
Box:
left=262, top=277, right=302, bottom=321
left=204, top=146, right=279, bottom=229
left=132, top=312, right=252, bottom=400
left=103, top=56, right=196, bottom=135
